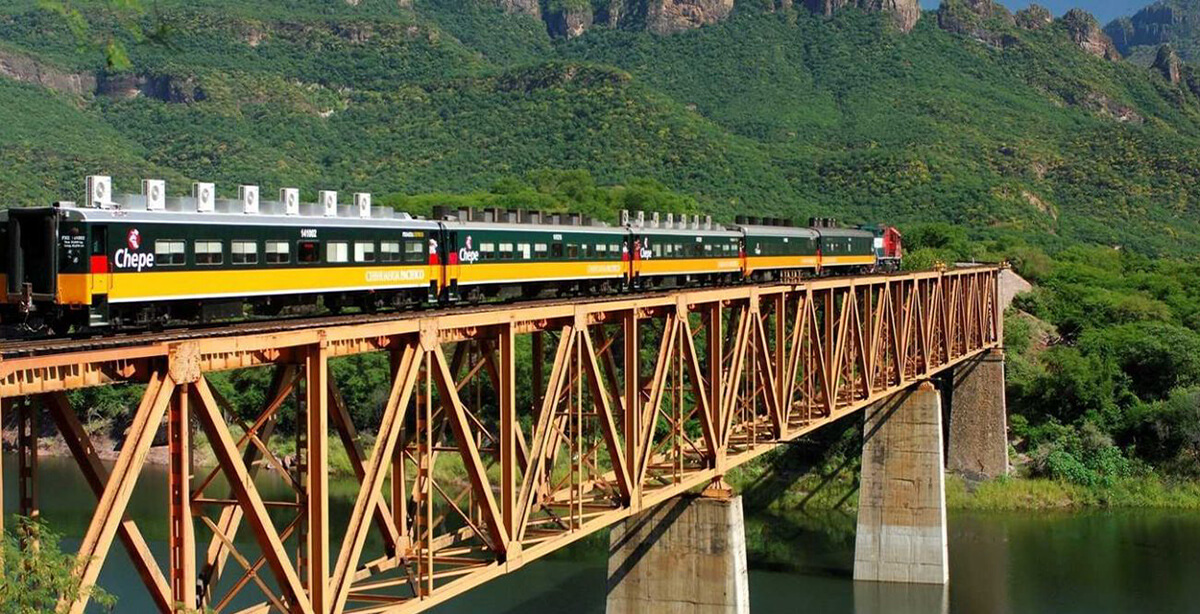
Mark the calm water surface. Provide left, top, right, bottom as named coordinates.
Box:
left=6, top=455, right=1199, bottom=613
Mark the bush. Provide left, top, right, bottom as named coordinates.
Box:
left=0, top=517, right=116, bottom=613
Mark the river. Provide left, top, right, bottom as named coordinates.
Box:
left=6, top=454, right=1198, bottom=613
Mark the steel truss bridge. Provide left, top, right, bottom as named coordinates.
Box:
left=0, top=266, right=1002, bottom=614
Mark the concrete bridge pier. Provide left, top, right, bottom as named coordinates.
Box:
left=854, top=382, right=949, bottom=585
left=606, top=495, right=750, bottom=614
left=947, top=349, right=1009, bottom=479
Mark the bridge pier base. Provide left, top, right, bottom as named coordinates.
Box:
left=948, top=348, right=1009, bottom=479
left=854, top=382, right=948, bottom=585
left=606, top=495, right=750, bottom=614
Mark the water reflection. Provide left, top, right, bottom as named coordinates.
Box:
left=854, top=581, right=947, bottom=614
left=8, top=455, right=1200, bottom=613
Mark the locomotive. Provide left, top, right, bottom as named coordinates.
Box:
left=0, top=177, right=902, bottom=335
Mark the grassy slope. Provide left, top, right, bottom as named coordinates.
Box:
left=1, top=1, right=1200, bottom=254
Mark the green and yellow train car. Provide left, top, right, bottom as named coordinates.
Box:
left=629, top=218, right=743, bottom=288
left=1, top=202, right=440, bottom=332
left=437, top=211, right=629, bottom=300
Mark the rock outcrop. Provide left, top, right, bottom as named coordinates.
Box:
left=936, top=0, right=1015, bottom=45
left=547, top=4, right=595, bottom=38
left=1152, top=43, right=1184, bottom=83
left=96, top=72, right=206, bottom=104
left=493, top=0, right=541, bottom=17
left=860, top=0, right=921, bottom=32
left=1103, top=2, right=1189, bottom=58
left=1061, top=9, right=1121, bottom=61
left=1014, top=4, right=1052, bottom=30
left=806, top=0, right=920, bottom=32
left=646, top=0, right=735, bottom=35
left=0, top=49, right=95, bottom=96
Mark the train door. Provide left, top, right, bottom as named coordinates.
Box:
left=90, top=225, right=111, bottom=296
left=444, top=230, right=460, bottom=300
left=6, top=208, right=58, bottom=302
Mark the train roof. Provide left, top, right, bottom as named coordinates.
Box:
left=440, top=218, right=629, bottom=236
left=731, top=224, right=820, bottom=239
left=631, top=225, right=741, bottom=238
left=41, top=203, right=442, bottom=231
left=815, top=227, right=875, bottom=239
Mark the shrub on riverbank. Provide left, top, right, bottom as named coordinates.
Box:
left=0, top=517, right=116, bottom=613
left=946, top=475, right=1200, bottom=511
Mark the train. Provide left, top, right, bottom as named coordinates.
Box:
left=0, top=177, right=902, bottom=335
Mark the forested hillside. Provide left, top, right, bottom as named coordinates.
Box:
left=2, top=0, right=1200, bottom=257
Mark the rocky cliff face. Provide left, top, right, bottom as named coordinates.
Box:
left=858, top=0, right=921, bottom=32
left=1014, top=4, right=1052, bottom=30
left=96, top=72, right=206, bottom=103
left=646, top=0, right=735, bottom=35
left=1061, top=9, right=1121, bottom=61
left=1152, top=43, right=1184, bottom=82
left=0, top=49, right=95, bottom=96
left=547, top=4, right=595, bottom=38
left=1148, top=43, right=1200, bottom=99
left=501, top=0, right=918, bottom=38
left=495, top=0, right=541, bottom=17
left=1104, top=2, right=1186, bottom=57
left=936, top=0, right=1015, bottom=45
left=804, top=0, right=920, bottom=32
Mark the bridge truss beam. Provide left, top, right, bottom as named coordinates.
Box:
left=0, top=267, right=1001, bottom=614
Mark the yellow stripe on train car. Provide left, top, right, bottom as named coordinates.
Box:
left=104, top=265, right=438, bottom=303
left=745, top=256, right=821, bottom=271
left=821, top=255, right=876, bottom=266
left=635, top=258, right=741, bottom=276
left=455, top=260, right=627, bottom=284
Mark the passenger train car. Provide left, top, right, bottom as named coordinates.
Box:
left=0, top=177, right=901, bottom=335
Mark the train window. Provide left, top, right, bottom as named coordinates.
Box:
left=354, top=241, right=376, bottom=263
left=499, top=243, right=514, bottom=260
left=91, top=227, right=107, bottom=256
left=298, top=241, right=320, bottom=263
left=518, top=243, right=531, bottom=259
left=664, top=244, right=673, bottom=256
left=596, top=244, right=608, bottom=254
left=535, top=243, right=548, bottom=258
left=232, top=240, right=258, bottom=265
left=581, top=244, right=591, bottom=258
left=380, top=242, right=400, bottom=263
left=552, top=243, right=564, bottom=259
left=195, top=241, right=223, bottom=265
left=567, top=244, right=579, bottom=259
left=266, top=241, right=290, bottom=264
left=704, top=244, right=713, bottom=253
left=610, top=244, right=619, bottom=254
left=327, top=242, right=349, bottom=263
left=154, top=240, right=185, bottom=266
left=653, top=243, right=663, bottom=258
left=480, top=242, right=496, bottom=261
left=403, top=241, right=423, bottom=263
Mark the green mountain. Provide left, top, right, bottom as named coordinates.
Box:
left=2, top=0, right=1200, bottom=254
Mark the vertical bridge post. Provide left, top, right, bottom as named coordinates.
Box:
left=606, top=495, right=750, bottom=614
left=854, top=382, right=948, bottom=585
left=948, top=348, right=1009, bottom=479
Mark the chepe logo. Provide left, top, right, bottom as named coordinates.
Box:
left=114, top=228, right=155, bottom=272
left=458, top=235, right=480, bottom=264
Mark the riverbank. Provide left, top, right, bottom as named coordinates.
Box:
left=726, top=450, right=1200, bottom=512
left=946, top=474, right=1200, bottom=510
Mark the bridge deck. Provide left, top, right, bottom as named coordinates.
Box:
left=0, top=266, right=1003, bottom=614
